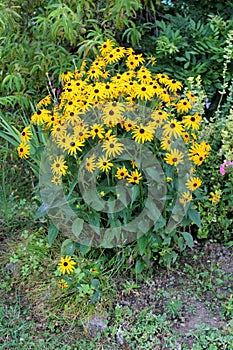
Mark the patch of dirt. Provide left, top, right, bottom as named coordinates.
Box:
left=113, top=241, right=233, bottom=348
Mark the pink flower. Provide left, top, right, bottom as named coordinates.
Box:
left=220, top=161, right=233, bottom=175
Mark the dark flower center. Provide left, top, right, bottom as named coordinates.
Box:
left=139, top=128, right=145, bottom=134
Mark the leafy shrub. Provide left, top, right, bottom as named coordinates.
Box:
left=13, top=40, right=213, bottom=271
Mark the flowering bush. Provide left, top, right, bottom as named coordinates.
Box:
left=17, top=40, right=211, bottom=268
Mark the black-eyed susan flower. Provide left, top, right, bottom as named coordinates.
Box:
left=65, top=137, right=84, bottom=155
left=31, top=109, right=50, bottom=124
left=131, top=123, right=154, bottom=144
left=36, top=94, right=52, bottom=108
left=51, top=124, right=66, bottom=140
left=165, top=79, right=183, bottom=93
left=58, top=256, right=76, bottom=274
left=183, top=113, right=202, bottom=130
left=186, top=177, right=202, bottom=191
left=115, top=166, right=129, bottom=180
left=99, top=39, right=115, bottom=56
left=17, top=143, right=30, bottom=159
left=176, top=99, right=192, bottom=114
left=186, top=91, right=196, bottom=102
left=97, top=157, right=113, bottom=172
left=59, top=279, right=68, bottom=289
left=102, top=137, right=124, bottom=158
left=127, top=169, right=143, bottom=184
left=85, top=155, right=96, bottom=173
left=61, top=71, right=74, bottom=82
left=162, top=119, right=183, bottom=139
left=20, top=126, right=32, bottom=143
left=90, top=124, right=105, bottom=139
left=124, top=119, right=136, bottom=132
left=126, top=53, right=145, bottom=70
left=51, top=175, right=62, bottom=185
left=155, top=73, right=170, bottom=85
left=179, top=191, right=192, bottom=205
left=51, top=156, right=68, bottom=176
left=164, top=149, right=184, bottom=166
left=182, top=132, right=190, bottom=143
left=135, top=83, right=154, bottom=100
left=137, top=66, right=152, bottom=82
left=160, top=137, right=172, bottom=151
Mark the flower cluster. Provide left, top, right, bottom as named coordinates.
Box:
left=17, top=40, right=211, bottom=234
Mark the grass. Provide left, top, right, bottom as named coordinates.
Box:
left=1, top=226, right=233, bottom=349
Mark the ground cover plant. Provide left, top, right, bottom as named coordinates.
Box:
left=1, top=1, right=233, bottom=349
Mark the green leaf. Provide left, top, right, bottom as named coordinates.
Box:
left=135, top=259, right=145, bottom=275
left=35, top=203, right=48, bottom=219
left=61, top=239, right=76, bottom=255
left=181, top=231, right=194, bottom=249
left=188, top=209, right=202, bottom=228
left=72, top=218, right=84, bottom=237
left=137, top=235, right=147, bottom=256
left=48, top=223, right=59, bottom=246
left=76, top=243, right=91, bottom=256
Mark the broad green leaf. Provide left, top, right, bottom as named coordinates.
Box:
left=137, top=235, right=147, bottom=256
left=188, top=209, right=202, bottom=228
left=181, top=231, right=194, bottom=249
left=72, top=217, right=84, bottom=237
left=48, top=223, right=59, bottom=246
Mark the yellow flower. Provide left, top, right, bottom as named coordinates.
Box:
left=116, top=166, right=129, bottom=180
left=51, top=156, right=68, bottom=176
left=164, top=149, right=184, bottom=166
left=17, top=143, right=30, bottom=159
left=97, top=157, right=113, bottom=172
left=59, top=279, right=68, bottom=289
left=176, top=99, right=192, bottom=114
left=90, top=124, right=105, bottom=139
left=162, top=119, right=183, bottom=139
left=85, top=155, right=96, bottom=173
left=51, top=176, right=62, bottom=185
left=126, top=53, right=145, bottom=70
left=20, top=126, right=32, bottom=143
left=65, top=137, right=84, bottom=155
left=102, top=137, right=124, bottom=158
left=134, top=83, right=154, bottom=100
left=131, top=123, right=154, bottom=144
left=179, top=191, right=192, bottom=205
left=99, top=39, right=115, bottom=56
left=36, top=94, right=52, bottom=108
left=209, top=191, right=221, bottom=204
left=58, top=256, right=76, bottom=275
left=186, top=177, right=202, bottom=191
left=183, top=113, right=202, bottom=130
left=165, top=79, right=183, bottom=92
left=127, top=169, right=143, bottom=184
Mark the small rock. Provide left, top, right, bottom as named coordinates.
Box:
left=85, top=315, right=107, bottom=337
